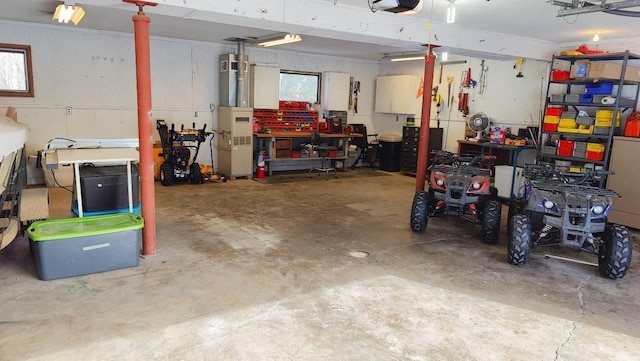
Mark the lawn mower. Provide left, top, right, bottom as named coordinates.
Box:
left=156, top=120, right=212, bottom=186
left=507, top=164, right=632, bottom=279
left=410, top=151, right=501, bottom=243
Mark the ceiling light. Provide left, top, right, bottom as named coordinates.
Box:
left=258, top=33, right=302, bottom=47
left=388, top=54, right=426, bottom=62
left=441, top=52, right=448, bottom=61
left=593, top=33, right=600, bottom=41
left=52, top=4, right=85, bottom=26
left=446, top=0, right=456, bottom=24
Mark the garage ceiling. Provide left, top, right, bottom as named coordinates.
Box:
left=1, top=0, right=639, bottom=60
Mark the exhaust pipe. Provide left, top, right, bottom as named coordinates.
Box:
left=236, top=40, right=248, bottom=107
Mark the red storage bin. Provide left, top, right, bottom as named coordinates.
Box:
left=551, top=69, right=571, bottom=81
left=557, top=148, right=574, bottom=157
left=543, top=123, right=558, bottom=132
left=586, top=151, right=604, bottom=161
left=545, top=107, right=564, bottom=116
left=558, top=140, right=575, bottom=150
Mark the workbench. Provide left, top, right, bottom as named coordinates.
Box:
left=457, top=140, right=537, bottom=200
left=46, top=148, right=139, bottom=217
left=255, top=132, right=362, bottom=176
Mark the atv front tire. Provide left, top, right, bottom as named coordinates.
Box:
left=410, top=191, right=429, bottom=232
left=508, top=214, right=531, bottom=265
left=480, top=199, right=501, bottom=243
left=160, top=163, right=174, bottom=186
left=507, top=196, right=527, bottom=234
left=598, top=224, right=633, bottom=279
left=190, top=162, right=203, bottom=184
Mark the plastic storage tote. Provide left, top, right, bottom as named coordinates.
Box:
left=27, top=213, right=144, bottom=280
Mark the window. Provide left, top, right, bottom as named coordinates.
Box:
left=279, top=71, right=320, bottom=102
left=0, top=43, right=34, bottom=97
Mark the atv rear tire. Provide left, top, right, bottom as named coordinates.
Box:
left=160, top=163, right=174, bottom=186
left=410, top=191, right=429, bottom=232
left=190, top=162, right=203, bottom=184
left=508, top=214, right=531, bottom=265
left=480, top=199, right=501, bottom=243
left=598, top=224, right=633, bottom=279
left=507, top=197, right=527, bottom=234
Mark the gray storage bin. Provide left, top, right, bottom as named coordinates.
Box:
left=574, top=149, right=586, bottom=158
left=550, top=94, right=565, bottom=103
left=564, top=94, right=581, bottom=103
left=543, top=145, right=557, bottom=155
left=576, top=115, right=594, bottom=126
left=593, top=126, right=612, bottom=135
left=561, top=110, right=577, bottom=119
left=574, top=141, right=587, bottom=150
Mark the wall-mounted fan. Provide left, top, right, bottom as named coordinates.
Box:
left=467, top=112, right=490, bottom=140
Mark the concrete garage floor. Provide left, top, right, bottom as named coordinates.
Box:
left=1, top=170, right=639, bottom=360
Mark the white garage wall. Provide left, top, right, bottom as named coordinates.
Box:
left=1, top=20, right=552, bottom=165
left=378, top=55, right=550, bottom=152
left=0, top=21, right=383, bottom=169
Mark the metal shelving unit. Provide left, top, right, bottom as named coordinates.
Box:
left=539, top=51, right=640, bottom=188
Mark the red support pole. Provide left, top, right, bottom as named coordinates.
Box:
left=415, top=49, right=436, bottom=192
left=126, top=0, right=158, bottom=255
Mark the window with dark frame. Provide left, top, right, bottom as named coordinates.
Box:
left=279, top=70, right=320, bottom=103
left=0, top=43, right=34, bottom=97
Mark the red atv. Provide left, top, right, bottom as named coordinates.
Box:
left=411, top=151, right=501, bottom=243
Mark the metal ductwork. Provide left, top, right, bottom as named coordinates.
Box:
left=236, top=40, right=249, bottom=107
left=219, top=38, right=250, bottom=107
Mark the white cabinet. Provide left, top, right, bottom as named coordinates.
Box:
left=375, top=75, right=420, bottom=114
left=250, top=65, right=280, bottom=109
left=322, top=72, right=350, bottom=111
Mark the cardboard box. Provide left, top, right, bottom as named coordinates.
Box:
left=489, top=126, right=511, bottom=144
left=570, top=61, right=590, bottom=78
left=589, top=62, right=640, bottom=82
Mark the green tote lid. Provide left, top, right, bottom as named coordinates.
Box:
left=27, top=213, right=144, bottom=241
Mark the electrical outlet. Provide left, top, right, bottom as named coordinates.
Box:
left=66, top=106, right=72, bottom=115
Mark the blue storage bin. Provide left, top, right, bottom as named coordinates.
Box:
left=584, top=83, right=613, bottom=95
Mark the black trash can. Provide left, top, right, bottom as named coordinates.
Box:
left=378, top=134, right=403, bottom=172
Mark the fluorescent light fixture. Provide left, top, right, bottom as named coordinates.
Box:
left=446, top=0, right=456, bottom=24
left=441, top=52, right=449, bottom=61
left=593, top=33, right=600, bottom=41
left=388, top=54, right=426, bottom=62
left=258, top=33, right=302, bottom=47
left=52, top=4, right=85, bottom=26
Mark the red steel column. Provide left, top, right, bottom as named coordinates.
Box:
left=415, top=49, right=436, bottom=192
left=126, top=1, right=157, bottom=255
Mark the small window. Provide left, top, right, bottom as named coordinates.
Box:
left=0, top=43, right=34, bottom=97
left=279, top=71, right=320, bottom=102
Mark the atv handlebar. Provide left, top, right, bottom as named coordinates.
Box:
left=429, top=151, right=495, bottom=168
left=524, top=164, right=613, bottom=185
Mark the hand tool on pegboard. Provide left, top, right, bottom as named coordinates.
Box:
left=479, top=59, right=488, bottom=97
left=514, top=58, right=525, bottom=78
left=457, top=68, right=471, bottom=116
left=352, top=80, right=361, bottom=113
left=348, top=76, right=354, bottom=111
left=446, top=75, right=454, bottom=108
left=438, top=60, right=466, bottom=84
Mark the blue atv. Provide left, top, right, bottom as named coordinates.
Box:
left=507, top=164, right=633, bottom=279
